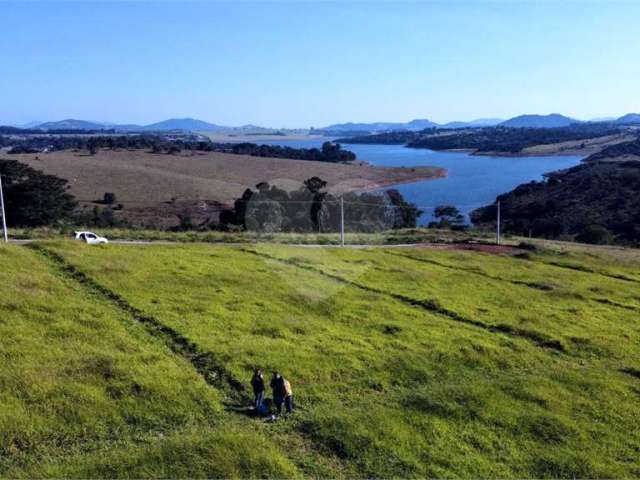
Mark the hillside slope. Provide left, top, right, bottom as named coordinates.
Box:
left=0, top=245, right=299, bottom=477
left=3, top=241, right=638, bottom=478
left=10, top=150, right=442, bottom=227
left=472, top=161, right=640, bottom=245
left=499, top=114, right=578, bottom=128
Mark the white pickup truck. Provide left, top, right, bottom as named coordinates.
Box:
left=74, top=231, right=109, bottom=244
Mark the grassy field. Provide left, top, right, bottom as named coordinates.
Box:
left=8, top=226, right=495, bottom=245
left=2, top=241, right=639, bottom=478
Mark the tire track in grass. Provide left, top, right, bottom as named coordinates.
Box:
left=29, top=244, right=245, bottom=397
left=593, top=298, right=640, bottom=312
left=29, top=244, right=355, bottom=477
left=527, top=258, right=640, bottom=285
left=243, top=248, right=566, bottom=353
left=389, top=251, right=555, bottom=291
left=391, top=252, right=640, bottom=313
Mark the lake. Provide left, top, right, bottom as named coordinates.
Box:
left=258, top=138, right=583, bottom=224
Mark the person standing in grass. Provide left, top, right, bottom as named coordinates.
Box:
left=283, top=376, right=294, bottom=414
left=251, top=368, right=265, bottom=409
left=271, top=371, right=294, bottom=415
left=271, top=371, right=285, bottom=414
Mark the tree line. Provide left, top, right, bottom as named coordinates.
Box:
left=1, top=134, right=357, bottom=163
left=0, top=159, right=420, bottom=232
left=338, top=124, right=623, bottom=154
left=218, top=177, right=421, bottom=232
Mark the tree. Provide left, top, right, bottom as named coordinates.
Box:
left=575, top=224, right=613, bottom=245
left=220, top=176, right=421, bottom=234
left=303, top=176, right=327, bottom=195
left=0, top=159, right=77, bottom=227
left=103, top=192, right=117, bottom=205
left=90, top=206, right=120, bottom=227
left=387, top=189, right=422, bottom=229
left=167, top=144, right=181, bottom=155
left=87, top=138, right=98, bottom=155
left=431, top=205, right=465, bottom=229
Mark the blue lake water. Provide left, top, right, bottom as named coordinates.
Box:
left=258, top=138, right=583, bottom=224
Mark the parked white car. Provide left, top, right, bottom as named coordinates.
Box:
left=74, top=231, right=109, bottom=244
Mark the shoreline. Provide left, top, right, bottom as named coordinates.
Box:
left=395, top=144, right=587, bottom=158
left=11, top=148, right=446, bottom=209
left=337, top=166, right=448, bottom=195
left=471, top=150, right=587, bottom=158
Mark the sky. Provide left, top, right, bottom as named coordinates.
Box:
left=1, top=0, right=640, bottom=127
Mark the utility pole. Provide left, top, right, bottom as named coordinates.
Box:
left=340, top=196, right=345, bottom=247
left=0, top=175, right=8, bottom=243
left=496, top=200, right=501, bottom=245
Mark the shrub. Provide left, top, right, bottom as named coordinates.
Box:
left=103, top=192, right=117, bottom=205
left=576, top=225, right=614, bottom=245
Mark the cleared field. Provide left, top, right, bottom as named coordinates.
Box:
left=10, top=149, right=443, bottom=226
left=3, top=241, right=636, bottom=478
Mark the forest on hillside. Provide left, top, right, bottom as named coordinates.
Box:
left=472, top=161, right=640, bottom=245
left=339, top=124, right=625, bottom=154
left=585, top=137, right=640, bottom=162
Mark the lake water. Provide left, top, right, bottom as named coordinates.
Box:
left=259, top=138, right=583, bottom=224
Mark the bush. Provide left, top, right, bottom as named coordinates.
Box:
left=576, top=225, right=614, bottom=245
left=103, top=192, right=117, bottom=205
left=518, top=241, right=538, bottom=251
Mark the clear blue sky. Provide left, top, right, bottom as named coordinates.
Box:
left=1, top=0, right=639, bottom=127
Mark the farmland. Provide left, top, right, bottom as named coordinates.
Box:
left=8, top=149, right=443, bottom=226
left=1, top=241, right=640, bottom=477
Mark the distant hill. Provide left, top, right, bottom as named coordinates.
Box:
left=141, top=118, right=225, bottom=132
left=27, top=118, right=277, bottom=133
left=499, top=114, right=579, bottom=128
left=442, top=118, right=504, bottom=129
left=321, top=119, right=439, bottom=133
left=35, top=119, right=113, bottom=130
left=323, top=118, right=505, bottom=133
left=615, top=113, right=640, bottom=125
left=12, top=121, right=44, bottom=128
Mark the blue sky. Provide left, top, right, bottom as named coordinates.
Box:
left=1, top=1, right=639, bottom=127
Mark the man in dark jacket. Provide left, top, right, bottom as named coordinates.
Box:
left=251, top=368, right=265, bottom=409
left=270, top=371, right=286, bottom=414
left=270, top=371, right=294, bottom=415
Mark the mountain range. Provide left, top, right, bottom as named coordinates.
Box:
left=325, top=113, right=640, bottom=132
left=320, top=118, right=504, bottom=133
left=7, top=113, right=640, bottom=133
left=30, top=118, right=230, bottom=132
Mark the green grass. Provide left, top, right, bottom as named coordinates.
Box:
left=0, top=245, right=298, bottom=478
left=9, top=226, right=495, bottom=245
left=2, top=241, right=640, bottom=478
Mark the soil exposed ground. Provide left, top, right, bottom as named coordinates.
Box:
left=12, top=149, right=444, bottom=225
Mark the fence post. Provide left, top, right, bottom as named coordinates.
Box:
left=340, top=196, right=345, bottom=247
left=496, top=200, right=501, bottom=245
left=0, top=175, right=8, bottom=243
